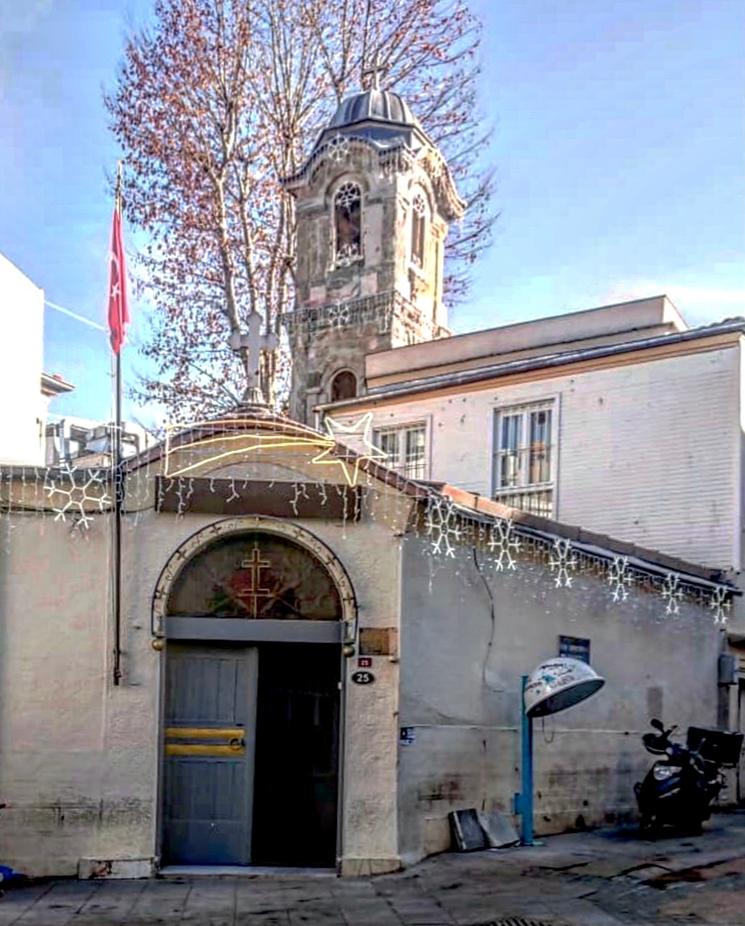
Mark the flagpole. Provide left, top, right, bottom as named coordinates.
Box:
left=113, top=161, right=123, bottom=686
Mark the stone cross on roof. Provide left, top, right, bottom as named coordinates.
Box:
left=229, top=311, right=278, bottom=405
left=361, top=53, right=388, bottom=90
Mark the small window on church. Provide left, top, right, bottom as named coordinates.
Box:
left=330, top=370, right=357, bottom=402
left=411, top=194, right=427, bottom=268
left=334, top=182, right=362, bottom=266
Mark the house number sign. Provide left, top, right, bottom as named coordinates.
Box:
left=351, top=670, right=375, bottom=685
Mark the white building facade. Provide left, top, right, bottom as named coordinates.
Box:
left=0, top=253, right=73, bottom=465
left=319, top=297, right=744, bottom=575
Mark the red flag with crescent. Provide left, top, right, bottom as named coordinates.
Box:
left=107, top=205, right=129, bottom=354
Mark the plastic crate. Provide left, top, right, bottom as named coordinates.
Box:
left=686, top=727, right=743, bottom=768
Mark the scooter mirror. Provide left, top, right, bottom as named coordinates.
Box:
left=650, top=718, right=665, bottom=732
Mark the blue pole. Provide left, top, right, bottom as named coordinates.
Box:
left=520, top=674, right=534, bottom=846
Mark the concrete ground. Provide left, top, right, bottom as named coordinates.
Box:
left=2, top=811, right=745, bottom=926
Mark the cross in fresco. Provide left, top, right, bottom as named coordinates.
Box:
left=228, top=311, right=279, bottom=404
left=231, top=545, right=272, bottom=618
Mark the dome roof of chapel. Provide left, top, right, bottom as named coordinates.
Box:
left=328, top=88, right=420, bottom=130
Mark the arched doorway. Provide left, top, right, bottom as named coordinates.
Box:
left=154, top=519, right=356, bottom=869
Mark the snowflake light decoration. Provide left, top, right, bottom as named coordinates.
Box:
left=44, top=463, right=110, bottom=529
left=424, top=495, right=463, bottom=558
left=549, top=538, right=577, bottom=588
left=608, top=555, right=632, bottom=602
left=709, top=586, right=731, bottom=626
left=661, top=572, right=683, bottom=615
left=487, top=518, right=520, bottom=571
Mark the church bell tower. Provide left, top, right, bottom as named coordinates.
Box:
left=281, top=82, right=465, bottom=423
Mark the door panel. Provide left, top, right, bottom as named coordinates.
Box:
left=251, top=644, right=340, bottom=867
left=738, top=680, right=744, bottom=805
left=162, top=645, right=258, bottom=865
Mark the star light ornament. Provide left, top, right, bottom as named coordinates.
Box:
left=311, top=413, right=387, bottom=488
left=608, top=555, right=632, bottom=602
left=44, top=463, right=111, bottom=529
left=549, top=538, right=578, bottom=588
left=487, top=518, right=520, bottom=571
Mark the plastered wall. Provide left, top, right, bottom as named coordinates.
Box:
left=0, top=464, right=408, bottom=877
left=339, top=344, right=741, bottom=571
left=0, top=255, right=45, bottom=465
left=397, top=535, right=723, bottom=865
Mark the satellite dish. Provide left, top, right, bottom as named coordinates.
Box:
left=524, top=657, right=605, bottom=718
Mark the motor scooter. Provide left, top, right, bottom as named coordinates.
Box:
left=634, top=718, right=723, bottom=836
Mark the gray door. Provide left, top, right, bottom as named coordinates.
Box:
left=162, top=645, right=258, bottom=865
left=738, top=679, right=745, bottom=805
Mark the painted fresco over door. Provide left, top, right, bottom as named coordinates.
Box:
left=162, top=645, right=258, bottom=865
left=166, top=532, right=342, bottom=621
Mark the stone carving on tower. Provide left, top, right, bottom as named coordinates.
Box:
left=281, top=80, right=465, bottom=424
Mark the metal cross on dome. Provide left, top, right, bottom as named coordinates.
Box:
left=229, top=311, right=279, bottom=404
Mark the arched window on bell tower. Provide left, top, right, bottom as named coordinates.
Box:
left=334, top=182, right=362, bottom=266
left=330, top=370, right=357, bottom=402
left=411, top=193, right=427, bottom=268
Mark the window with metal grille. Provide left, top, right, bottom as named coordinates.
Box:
left=374, top=424, right=427, bottom=480
left=411, top=194, right=426, bottom=268
left=493, top=402, right=555, bottom=518
left=334, top=182, right=362, bottom=265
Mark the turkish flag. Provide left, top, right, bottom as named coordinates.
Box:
left=107, top=205, right=129, bottom=354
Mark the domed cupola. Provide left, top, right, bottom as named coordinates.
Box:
left=328, top=88, right=420, bottom=131
left=302, top=86, right=431, bottom=165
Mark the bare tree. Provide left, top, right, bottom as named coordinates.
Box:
left=107, top=0, right=494, bottom=421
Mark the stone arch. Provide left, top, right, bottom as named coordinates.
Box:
left=329, top=177, right=364, bottom=267
left=152, top=516, right=358, bottom=642
left=329, top=368, right=358, bottom=402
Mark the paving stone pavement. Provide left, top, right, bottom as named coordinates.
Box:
left=1, top=812, right=745, bottom=926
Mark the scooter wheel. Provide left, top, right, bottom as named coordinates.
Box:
left=681, top=818, right=703, bottom=837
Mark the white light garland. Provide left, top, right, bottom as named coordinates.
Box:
left=487, top=518, right=520, bottom=571
left=548, top=537, right=578, bottom=588
left=608, top=555, right=632, bottom=602
left=424, top=495, right=462, bottom=558
left=43, top=463, right=110, bottom=529
left=709, top=586, right=731, bottom=626
left=661, top=572, right=683, bottom=615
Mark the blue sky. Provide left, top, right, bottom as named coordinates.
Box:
left=1, top=0, right=743, bottom=426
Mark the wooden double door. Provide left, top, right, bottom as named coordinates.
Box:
left=162, top=643, right=340, bottom=867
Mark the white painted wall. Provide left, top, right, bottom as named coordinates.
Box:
left=0, top=437, right=730, bottom=877
left=397, top=535, right=723, bottom=865
left=338, top=344, right=742, bottom=571
left=0, top=254, right=46, bottom=465
left=0, top=458, right=407, bottom=878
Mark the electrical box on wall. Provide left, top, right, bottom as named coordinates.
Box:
left=718, top=653, right=737, bottom=685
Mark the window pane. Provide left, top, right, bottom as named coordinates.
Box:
left=495, top=488, right=553, bottom=519
left=498, top=414, right=521, bottom=487
left=528, top=409, right=551, bottom=485
left=404, top=427, right=426, bottom=480
left=374, top=430, right=400, bottom=470
left=334, top=182, right=362, bottom=264
left=411, top=195, right=426, bottom=268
